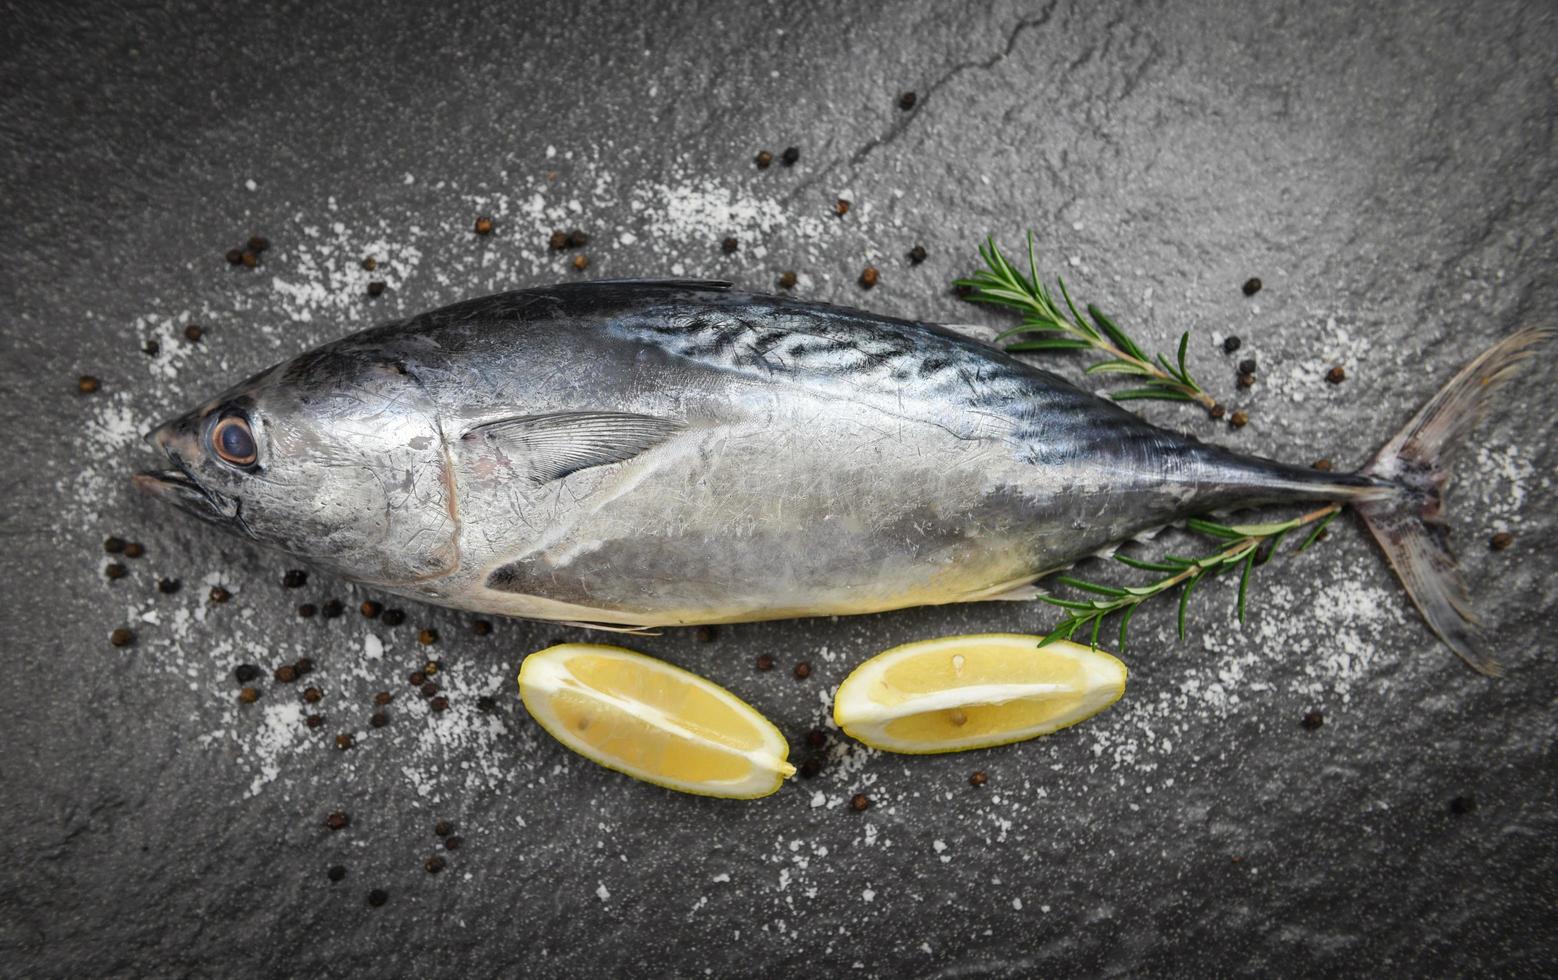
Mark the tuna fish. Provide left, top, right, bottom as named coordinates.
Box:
left=134, top=279, right=1544, bottom=673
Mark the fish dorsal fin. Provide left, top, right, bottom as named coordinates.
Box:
left=939, top=322, right=1003, bottom=347
left=558, top=278, right=733, bottom=291
left=460, top=411, right=685, bottom=484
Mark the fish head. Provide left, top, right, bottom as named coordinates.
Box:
left=135, top=340, right=460, bottom=587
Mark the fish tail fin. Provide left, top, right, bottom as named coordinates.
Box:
left=1355, top=327, right=1551, bottom=675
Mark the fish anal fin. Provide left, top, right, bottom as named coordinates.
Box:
left=460, top=411, right=684, bottom=484
left=557, top=620, right=662, bottom=635
left=981, top=583, right=1044, bottom=602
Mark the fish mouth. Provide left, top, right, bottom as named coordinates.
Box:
left=133, top=456, right=243, bottom=527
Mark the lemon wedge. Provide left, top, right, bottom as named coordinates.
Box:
left=832, top=634, right=1127, bottom=754
left=518, top=643, right=795, bottom=798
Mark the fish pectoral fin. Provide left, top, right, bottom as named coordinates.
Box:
left=460, top=411, right=686, bottom=483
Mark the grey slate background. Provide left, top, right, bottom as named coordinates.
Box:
left=2, top=0, right=1556, bottom=976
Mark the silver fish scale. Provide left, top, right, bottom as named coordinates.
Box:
left=600, top=291, right=1116, bottom=444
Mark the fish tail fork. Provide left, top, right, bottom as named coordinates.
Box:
left=1355, top=327, right=1552, bottom=676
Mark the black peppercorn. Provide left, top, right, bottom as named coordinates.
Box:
left=367, top=281, right=386, bottom=297
left=1238, top=358, right=1257, bottom=376
left=1242, top=277, right=1262, bottom=296
left=434, top=819, right=453, bottom=837
left=781, top=146, right=800, bottom=166
left=226, top=248, right=244, bottom=265
left=183, top=324, right=203, bottom=343
left=805, top=729, right=826, bottom=748
left=382, top=609, right=405, bottom=626
left=444, top=835, right=463, bottom=851
left=321, top=599, right=343, bottom=619
left=472, top=619, right=492, bottom=636
left=247, top=236, right=269, bottom=253
left=282, top=569, right=307, bottom=588
left=909, top=244, right=927, bottom=264
left=105, top=563, right=128, bottom=580
left=567, top=229, right=588, bottom=248
left=366, top=889, right=387, bottom=907
left=1301, top=709, right=1324, bottom=730
left=104, top=536, right=126, bottom=554
left=297, top=603, right=317, bottom=618
left=327, top=865, right=347, bottom=882
left=1449, top=795, right=1477, bottom=815
left=1222, top=336, right=1242, bottom=354
left=234, top=664, right=261, bottom=683
left=430, top=696, right=449, bottom=712
left=898, top=91, right=917, bottom=110
left=157, top=577, right=180, bottom=594
left=548, top=230, right=569, bottom=251
left=424, top=855, right=447, bottom=874
left=370, top=711, right=388, bottom=728
left=721, top=236, right=739, bottom=254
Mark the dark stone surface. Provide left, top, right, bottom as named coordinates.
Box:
left=2, top=0, right=1555, bottom=976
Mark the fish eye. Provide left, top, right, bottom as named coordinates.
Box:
left=211, top=415, right=258, bottom=467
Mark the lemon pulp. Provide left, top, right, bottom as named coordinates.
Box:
left=519, top=643, right=795, bottom=798
left=832, top=634, right=1127, bottom=754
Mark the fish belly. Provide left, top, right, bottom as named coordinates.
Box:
left=449, top=396, right=1067, bottom=626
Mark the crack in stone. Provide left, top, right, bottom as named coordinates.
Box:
left=783, top=0, right=1062, bottom=204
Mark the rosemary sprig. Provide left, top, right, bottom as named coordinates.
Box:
left=956, top=233, right=1216, bottom=410
left=1039, top=504, right=1341, bottom=651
